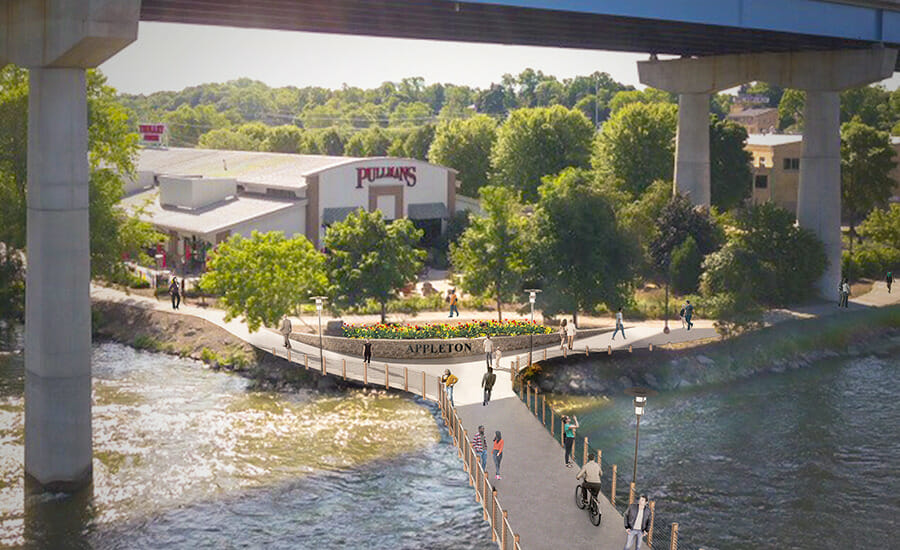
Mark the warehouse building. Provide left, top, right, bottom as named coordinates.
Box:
left=123, top=148, right=460, bottom=271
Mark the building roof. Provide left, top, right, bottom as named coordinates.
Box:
left=137, top=147, right=357, bottom=190
left=121, top=188, right=301, bottom=235
left=746, top=134, right=803, bottom=147
left=728, top=107, right=778, bottom=118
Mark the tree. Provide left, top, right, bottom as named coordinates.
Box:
left=345, top=127, right=391, bottom=157
left=0, top=67, right=160, bottom=319
left=429, top=114, right=497, bottom=197
left=324, top=210, right=425, bottom=322
left=669, top=235, right=702, bottom=294
left=594, top=102, right=678, bottom=198
left=709, top=117, right=752, bottom=210
left=491, top=106, right=594, bottom=202
left=450, top=186, right=530, bottom=321
left=739, top=82, right=785, bottom=108
left=649, top=194, right=723, bottom=276
left=533, top=169, right=637, bottom=324
left=198, top=127, right=261, bottom=150
left=777, top=89, right=805, bottom=131
left=607, top=88, right=674, bottom=114
left=841, top=120, right=897, bottom=258
left=261, top=125, right=304, bottom=153
left=402, top=124, right=435, bottom=161
left=163, top=104, right=231, bottom=147
left=858, top=203, right=900, bottom=250
left=201, top=231, right=327, bottom=331
left=701, top=203, right=826, bottom=305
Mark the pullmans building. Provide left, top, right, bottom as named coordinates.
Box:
left=123, top=148, right=463, bottom=270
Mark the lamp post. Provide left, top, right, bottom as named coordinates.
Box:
left=663, top=278, right=670, bottom=335
left=312, top=296, right=327, bottom=373
left=624, top=387, right=657, bottom=492
left=524, top=289, right=541, bottom=368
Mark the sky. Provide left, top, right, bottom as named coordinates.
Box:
left=100, top=22, right=900, bottom=96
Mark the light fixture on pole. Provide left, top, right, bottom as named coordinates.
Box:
left=311, top=296, right=328, bottom=373
left=624, top=387, right=657, bottom=496
left=524, top=289, right=541, bottom=368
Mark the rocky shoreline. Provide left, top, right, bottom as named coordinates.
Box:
left=528, top=307, right=900, bottom=396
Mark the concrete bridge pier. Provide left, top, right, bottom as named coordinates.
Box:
left=3, top=0, right=140, bottom=492
left=638, top=47, right=897, bottom=296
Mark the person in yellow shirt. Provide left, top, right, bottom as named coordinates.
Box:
left=448, top=289, right=460, bottom=318
left=442, top=369, right=459, bottom=406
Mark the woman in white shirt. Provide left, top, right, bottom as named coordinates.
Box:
left=566, top=319, right=576, bottom=350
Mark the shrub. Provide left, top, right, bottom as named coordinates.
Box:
left=669, top=235, right=703, bottom=294
left=343, top=319, right=552, bottom=340
left=702, top=292, right=764, bottom=337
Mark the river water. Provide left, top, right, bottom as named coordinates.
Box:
left=0, top=342, right=492, bottom=549
left=570, top=352, right=900, bottom=550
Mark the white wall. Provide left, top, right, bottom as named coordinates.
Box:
left=159, top=176, right=236, bottom=210
left=227, top=203, right=306, bottom=241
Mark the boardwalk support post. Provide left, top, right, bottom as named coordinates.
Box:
left=629, top=482, right=635, bottom=505
left=670, top=522, right=679, bottom=550
left=551, top=409, right=555, bottom=437
left=501, top=511, right=508, bottom=548
left=305, top=354, right=309, bottom=369
left=384, top=364, right=389, bottom=389
left=364, top=362, right=368, bottom=386
left=649, top=343, right=653, bottom=352
left=404, top=367, right=408, bottom=391
left=322, top=356, right=326, bottom=375
left=583, top=436, right=588, bottom=466
left=542, top=396, right=546, bottom=424
left=342, top=359, right=346, bottom=380
left=611, top=464, right=617, bottom=506
left=629, top=345, right=633, bottom=354
left=608, top=346, right=612, bottom=355
left=648, top=501, right=656, bottom=546
left=491, top=489, right=497, bottom=542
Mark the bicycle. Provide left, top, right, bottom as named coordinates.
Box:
left=574, top=483, right=602, bottom=526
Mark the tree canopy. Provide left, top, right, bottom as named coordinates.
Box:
left=429, top=115, right=497, bottom=197
left=840, top=120, right=897, bottom=232
left=709, top=116, right=752, bottom=210
left=201, top=231, right=327, bottom=331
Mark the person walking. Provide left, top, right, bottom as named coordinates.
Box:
left=483, top=335, right=494, bottom=368
left=563, top=415, right=579, bottom=467
left=611, top=308, right=625, bottom=340
left=362, top=338, right=372, bottom=365
left=886, top=271, right=892, bottom=294
left=448, top=289, right=460, bottom=318
left=481, top=366, right=497, bottom=406
left=559, top=319, right=568, bottom=356
left=279, top=316, right=292, bottom=349
left=841, top=278, right=851, bottom=308
left=168, top=277, right=181, bottom=310
left=684, top=300, right=694, bottom=330
left=679, top=302, right=687, bottom=329
left=492, top=431, right=504, bottom=480
left=622, top=495, right=652, bottom=550
left=442, top=369, right=459, bottom=406
left=576, top=452, right=603, bottom=505
left=493, top=346, right=502, bottom=371
left=473, top=425, right=488, bottom=472
left=566, top=319, right=576, bottom=350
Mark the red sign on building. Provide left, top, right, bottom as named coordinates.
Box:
left=139, top=124, right=166, bottom=146
left=356, top=166, right=417, bottom=188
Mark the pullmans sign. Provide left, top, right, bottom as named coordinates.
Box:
left=356, top=166, right=417, bottom=188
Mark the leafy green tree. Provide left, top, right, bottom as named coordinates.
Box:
left=450, top=186, right=530, bottom=321
left=261, top=125, right=304, bottom=153
left=847, top=204, right=900, bottom=278
left=0, top=67, right=160, bottom=319
left=594, top=102, right=677, bottom=198
left=345, top=127, right=391, bottom=157
left=649, top=194, right=723, bottom=276
left=701, top=203, right=826, bottom=305
left=669, top=235, right=702, bottom=294
left=532, top=169, right=637, bottom=324
left=841, top=120, right=897, bottom=256
left=163, top=104, right=232, bottom=148
left=858, top=203, right=900, bottom=249
left=324, top=210, right=425, bottom=322
left=402, top=124, right=436, bottom=160
left=429, top=114, right=497, bottom=197
left=201, top=231, right=327, bottom=331
left=777, top=89, right=806, bottom=131
left=198, top=127, right=261, bottom=151
left=739, top=82, right=785, bottom=107
left=840, top=85, right=892, bottom=131
left=607, top=88, right=674, bottom=114
left=710, top=117, right=752, bottom=210
left=491, top=106, right=594, bottom=201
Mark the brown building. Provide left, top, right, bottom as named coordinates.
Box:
left=728, top=106, right=780, bottom=134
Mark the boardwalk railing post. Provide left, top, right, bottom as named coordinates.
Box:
left=491, top=489, right=497, bottom=542
left=629, top=482, right=635, bottom=506
left=649, top=343, right=653, bottom=352
left=483, top=475, right=489, bottom=518
left=670, top=522, right=679, bottom=550
left=305, top=354, right=309, bottom=369
left=322, top=356, right=326, bottom=375
left=501, top=511, right=508, bottom=549
left=342, top=359, right=346, bottom=380
left=583, top=436, right=588, bottom=466
left=543, top=348, right=547, bottom=360
left=629, top=345, right=633, bottom=353
left=514, top=533, right=520, bottom=549
left=586, top=345, right=589, bottom=356
left=404, top=367, right=408, bottom=392
left=551, top=409, right=555, bottom=437
left=364, top=362, right=368, bottom=386
left=648, top=501, right=656, bottom=546
left=542, top=395, right=546, bottom=425
left=611, top=464, right=617, bottom=506
left=607, top=345, right=612, bottom=355
left=421, top=371, right=426, bottom=399
left=384, top=364, right=389, bottom=389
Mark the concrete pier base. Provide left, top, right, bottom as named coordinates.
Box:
left=24, top=68, right=93, bottom=490
left=798, top=90, right=842, bottom=298
left=674, top=92, right=711, bottom=206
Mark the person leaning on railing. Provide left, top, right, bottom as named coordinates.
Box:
left=575, top=452, right=602, bottom=503
left=442, top=369, right=459, bottom=406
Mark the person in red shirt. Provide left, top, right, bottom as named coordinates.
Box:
left=492, top=431, right=504, bottom=480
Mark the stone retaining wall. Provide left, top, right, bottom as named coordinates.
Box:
left=291, top=328, right=609, bottom=360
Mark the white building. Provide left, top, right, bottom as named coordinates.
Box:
left=123, top=148, right=461, bottom=271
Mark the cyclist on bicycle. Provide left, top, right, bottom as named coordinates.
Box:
left=575, top=453, right=603, bottom=505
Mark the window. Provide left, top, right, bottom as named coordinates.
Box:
left=754, top=175, right=768, bottom=189
left=783, top=158, right=800, bottom=170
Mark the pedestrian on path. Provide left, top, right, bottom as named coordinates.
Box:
left=448, top=289, right=460, bottom=318
left=442, top=369, right=459, bottom=406
left=483, top=335, right=494, bottom=368
left=679, top=302, right=687, bottom=329
left=622, top=495, right=652, bottom=550
left=566, top=319, right=576, bottom=350
left=168, top=278, right=181, bottom=310
left=279, top=316, right=292, bottom=349
left=559, top=319, right=568, bottom=357
left=840, top=279, right=851, bottom=308
left=887, top=271, right=893, bottom=293
left=473, top=425, right=488, bottom=472
left=684, top=301, right=694, bottom=330
left=363, top=338, right=372, bottom=364
left=576, top=452, right=603, bottom=504
left=493, top=346, right=502, bottom=371
left=611, top=308, right=625, bottom=340
left=563, top=415, right=579, bottom=467
left=482, top=366, right=497, bottom=406
left=492, top=431, right=504, bottom=480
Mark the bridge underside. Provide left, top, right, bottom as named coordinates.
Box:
left=140, top=0, right=900, bottom=69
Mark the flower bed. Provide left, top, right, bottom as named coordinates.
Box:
left=342, top=319, right=553, bottom=340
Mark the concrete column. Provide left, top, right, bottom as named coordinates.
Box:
left=673, top=93, right=710, bottom=207
left=797, top=90, right=842, bottom=298
left=24, top=68, right=93, bottom=491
